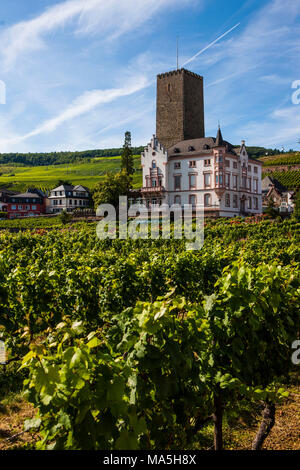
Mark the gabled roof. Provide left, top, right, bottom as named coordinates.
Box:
left=261, top=176, right=288, bottom=194
left=0, top=189, right=18, bottom=195
left=235, top=140, right=247, bottom=157
left=168, top=136, right=236, bottom=156
left=51, top=184, right=90, bottom=192
left=27, top=188, right=47, bottom=197
left=73, top=185, right=90, bottom=192
left=11, top=192, right=43, bottom=199
left=51, top=184, right=74, bottom=191
left=167, top=125, right=238, bottom=156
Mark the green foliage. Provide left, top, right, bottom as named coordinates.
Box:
left=0, top=147, right=144, bottom=166
left=262, top=153, right=300, bottom=167
left=0, top=219, right=299, bottom=449
left=234, top=147, right=289, bottom=158
left=92, top=170, right=133, bottom=210
left=263, top=170, right=300, bottom=190
left=21, top=322, right=144, bottom=450
left=264, top=198, right=278, bottom=218
left=59, top=210, right=72, bottom=225
left=0, top=362, right=27, bottom=400
left=121, top=132, right=134, bottom=176
left=56, top=179, right=72, bottom=187
left=0, top=155, right=142, bottom=193
left=0, top=216, right=62, bottom=229
left=293, top=191, right=300, bottom=220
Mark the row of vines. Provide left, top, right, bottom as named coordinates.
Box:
left=263, top=170, right=300, bottom=189
left=262, top=153, right=300, bottom=167
left=0, top=218, right=299, bottom=450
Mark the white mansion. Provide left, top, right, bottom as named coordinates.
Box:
left=140, top=129, right=262, bottom=218
left=138, top=68, right=262, bottom=217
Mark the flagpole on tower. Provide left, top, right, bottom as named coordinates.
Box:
left=177, top=37, right=179, bottom=70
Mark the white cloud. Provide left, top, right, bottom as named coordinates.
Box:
left=0, top=0, right=193, bottom=71
left=238, top=106, right=300, bottom=148
left=1, top=75, right=150, bottom=145
left=259, top=75, right=292, bottom=85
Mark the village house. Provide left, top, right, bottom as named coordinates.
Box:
left=48, top=184, right=91, bottom=213
left=262, top=176, right=294, bottom=214
left=6, top=189, right=46, bottom=219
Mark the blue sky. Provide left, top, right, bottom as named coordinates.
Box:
left=0, top=0, right=299, bottom=153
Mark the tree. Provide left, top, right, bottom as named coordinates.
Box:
left=92, top=170, right=132, bottom=210
left=59, top=210, right=72, bottom=225
left=56, top=180, right=72, bottom=187
left=264, top=197, right=278, bottom=218
left=121, top=131, right=134, bottom=176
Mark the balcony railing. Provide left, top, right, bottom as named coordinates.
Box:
left=141, top=186, right=166, bottom=193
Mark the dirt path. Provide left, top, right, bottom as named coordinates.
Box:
left=0, top=397, right=36, bottom=450
left=1, top=386, right=299, bottom=450
left=263, top=387, right=300, bottom=450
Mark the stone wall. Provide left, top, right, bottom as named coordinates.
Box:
left=263, top=164, right=300, bottom=173
left=156, top=69, right=205, bottom=149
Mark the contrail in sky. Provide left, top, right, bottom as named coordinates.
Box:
left=182, top=23, right=241, bottom=67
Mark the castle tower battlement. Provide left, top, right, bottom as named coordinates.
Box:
left=156, top=68, right=205, bottom=149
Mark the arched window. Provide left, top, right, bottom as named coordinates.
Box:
left=174, top=195, right=181, bottom=205
left=204, top=193, right=211, bottom=206
left=152, top=160, right=156, bottom=169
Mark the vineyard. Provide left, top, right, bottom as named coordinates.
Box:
left=0, top=218, right=299, bottom=450
left=262, top=170, right=300, bottom=190
left=260, top=153, right=300, bottom=167
left=0, top=155, right=142, bottom=193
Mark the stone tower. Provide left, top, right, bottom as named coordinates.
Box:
left=156, top=68, right=205, bottom=149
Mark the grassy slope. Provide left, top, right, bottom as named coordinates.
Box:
left=259, top=152, right=300, bottom=167
left=0, top=156, right=142, bottom=192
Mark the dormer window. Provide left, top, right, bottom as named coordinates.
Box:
left=188, top=146, right=195, bottom=152
left=173, top=148, right=180, bottom=153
